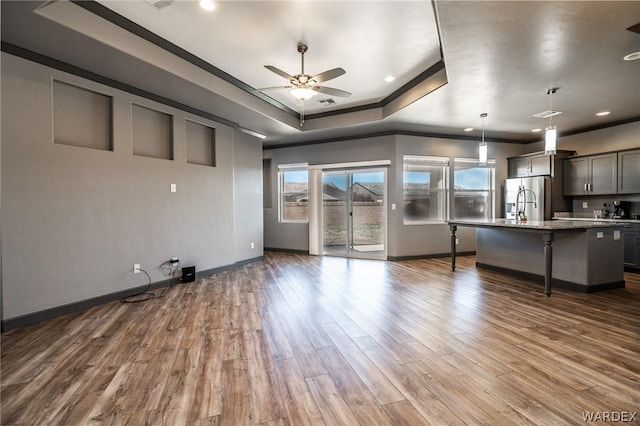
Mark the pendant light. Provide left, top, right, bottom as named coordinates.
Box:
left=545, top=88, right=558, bottom=155
left=479, top=113, right=488, bottom=165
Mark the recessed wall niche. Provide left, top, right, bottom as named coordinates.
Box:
left=186, top=120, right=216, bottom=167
left=132, top=104, right=173, bottom=160
left=263, top=158, right=272, bottom=209
left=53, top=80, right=113, bottom=151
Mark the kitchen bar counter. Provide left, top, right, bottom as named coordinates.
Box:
left=553, top=216, right=640, bottom=224
left=447, top=219, right=626, bottom=296
left=449, top=218, right=625, bottom=230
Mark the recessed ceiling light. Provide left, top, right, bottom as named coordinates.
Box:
left=198, top=0, right=216, bottom=11
left=384, top=75, right=396, bottom=83
left=595, top=111, right=610, bottom=116
left=464, top=127, right=474, bottom=132
left=531, top=128, right=542, bottom=133
left=623, top=51, right=640, bottom=61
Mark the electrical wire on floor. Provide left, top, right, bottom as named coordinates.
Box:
left=120, top=268, right=160, bottom=303
left=160, top=259, right=181, bottom=287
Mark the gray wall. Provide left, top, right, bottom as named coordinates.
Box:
left=233, top=131, right=264, bottom=261
left=263, top=135, right=397, bottom=251
left=526, top=120, right=640, bottom=216
left=391, top=135, right=525, bottom=257
left=526, top=121, right=640, bottom=155
left=264, top=133, right=526, bottom=257
left=1, top=53, right=263, bottom=320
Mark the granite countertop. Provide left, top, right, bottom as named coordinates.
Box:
left=553, top=216, right=640, bottom=224
left=447, top=218, right=627, bottom=230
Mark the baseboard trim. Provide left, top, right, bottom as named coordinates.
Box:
left=388, top=252, right=475, bottom=261
left=264, top=247, right=310, bottom=255
left=234, top=255, right=265, bottom=267
left=1, top=257, right=263, bottom=332
left=475, top=262, right=626, bottom=293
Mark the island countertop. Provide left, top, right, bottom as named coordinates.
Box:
left=447, top=218, right=625, bottom=296
left=447, top=218, right=626, bottom=231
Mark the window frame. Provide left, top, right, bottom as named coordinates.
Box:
left=278, top=163, right=309, bottom=223
left=402, top=155, right=450, bottom=225
left=451, top=158, right=496, bottom=221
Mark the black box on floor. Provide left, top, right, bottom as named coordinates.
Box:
left=181, top=266, right=196, bottom=283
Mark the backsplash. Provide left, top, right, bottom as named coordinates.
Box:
left=564, top=194, right=640, bottom=220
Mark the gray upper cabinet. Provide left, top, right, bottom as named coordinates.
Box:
left=617, top=149, right=640, bottom=194
left=563, top=153, right=617, bottom=195
left=508, top=153, right=551, bottom=177
left=529, top=155, right=552, bottom=176
left=590, top=154, right=618, bottom=194
left=563, top=157, right=588, bottom=195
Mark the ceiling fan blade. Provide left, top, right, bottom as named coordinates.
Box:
left=252, top=86, right=293, bottom=93
left=264, top=65, right=295, bottom=81
left=314, top=86, right=352, bottom=98
left=312, top=68, right=346, bottom=84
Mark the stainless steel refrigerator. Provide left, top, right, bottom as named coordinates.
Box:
left=505, top=176, right=552, bottom=221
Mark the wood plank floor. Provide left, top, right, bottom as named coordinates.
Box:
left=2, top=252, right=640, bottom=425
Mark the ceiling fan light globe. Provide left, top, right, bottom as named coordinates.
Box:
left=198, top=0, right=216, bottom=11
left=290, top=87, right=317, bottom=101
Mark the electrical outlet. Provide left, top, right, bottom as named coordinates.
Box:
left=250, top=242, right=255, bottom=249
left=134, top=264, right=141, bottom=274
left=582, top=201, right=588, bottom=209
left=456, top=238, right=459, bottom=245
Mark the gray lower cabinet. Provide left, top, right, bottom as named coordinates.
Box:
left=623, top=224, right=640, bottom=269
left=617, top=149, right=640, bottom=194
left=563, top=153, right=617, bottom=195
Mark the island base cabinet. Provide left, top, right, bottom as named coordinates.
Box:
left=623, top=224, right=640, bottom=269
left=476, top=228, right=624, bottom=291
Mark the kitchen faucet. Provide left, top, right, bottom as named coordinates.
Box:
left=516, top=185, right=537, bottom=221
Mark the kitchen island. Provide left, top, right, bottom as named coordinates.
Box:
left=447, top=219, right=626, bottom=296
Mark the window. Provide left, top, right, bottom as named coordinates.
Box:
left=403, top=156, right=449, bottom=224
left=452, top=159, right=495, bottom=220
left=278, top=164, right=308, bottom=222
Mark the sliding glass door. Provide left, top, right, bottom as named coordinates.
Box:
left=322, top=169, right=386, bottom=259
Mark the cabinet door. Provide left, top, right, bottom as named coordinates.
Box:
left=618, top=149, right=640, bottom=194
left=529, top=155, right=551, bottom=176
left=563, top=158, right=588, bottom=195
left=589, top=153, right=617, bottom=195
left=508, top=157, right=530, bottom=177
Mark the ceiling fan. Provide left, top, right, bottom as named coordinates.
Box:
left=258, top=43, right=352, bottom=105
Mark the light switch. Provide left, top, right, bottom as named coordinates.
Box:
left=391, top=203, right=396, bottom=210
left=613, top=230, right=620, bottom=240
left=170, top=183, right=177, bottom=193
left=596, top=232, right=603, bottom=239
